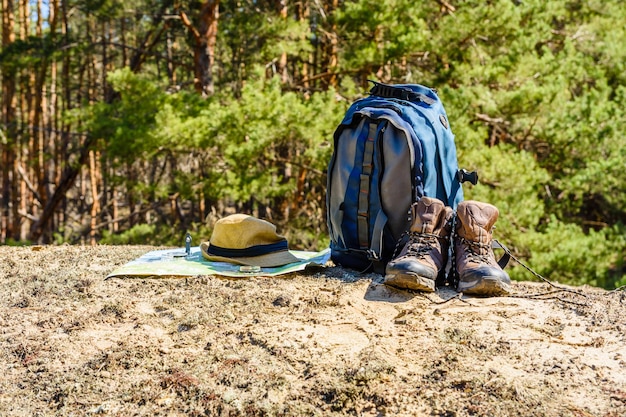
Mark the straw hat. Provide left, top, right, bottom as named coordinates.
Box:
left=200, top=214, right=300, bottom=267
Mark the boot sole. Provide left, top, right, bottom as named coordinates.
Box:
left=457, top=277, right=511, bottom=297
left=383, top=272, right=436, bottom=292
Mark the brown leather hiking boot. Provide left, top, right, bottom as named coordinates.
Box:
left=453, top=200, right=511, bottom=296
left=384, top=197, right=453, bottom=292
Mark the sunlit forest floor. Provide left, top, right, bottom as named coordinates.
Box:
left=1, top=245, right=624, bottom=416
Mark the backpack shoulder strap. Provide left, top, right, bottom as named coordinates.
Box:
left=357, top=122, right=378, bottom=250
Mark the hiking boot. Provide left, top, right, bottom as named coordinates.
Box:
left=453, top=200, right=511, bottom=296
left=384, top=197, right=452, bottom=292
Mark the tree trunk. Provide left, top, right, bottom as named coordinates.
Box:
left=128, top=3, right=169, bottom=73
left=179, top=1, right=220, bottom=96
left=324, top=0, right=339, bottom=89
left=166, top=27, right=176, bottom=86
left=295, top=1, right=311, bottom=92
left=31, top=0, right=57, bottom=211
left=28, top=4, right=90, bottom=242
left=1, top=0, right=17, bottom=243
left=278, top=0, right=289, bottom=84
left=47, top=57, right=58, bottom=239
left=89, top=150, right=100, bottom=246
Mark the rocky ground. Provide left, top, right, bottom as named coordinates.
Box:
left=0, top=245, right=624, bottom=416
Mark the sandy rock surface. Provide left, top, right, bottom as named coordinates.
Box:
left=0, top=245, right=624, bottom=416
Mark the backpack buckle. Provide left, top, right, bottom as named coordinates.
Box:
left=457, top=169, right=479, bottom=185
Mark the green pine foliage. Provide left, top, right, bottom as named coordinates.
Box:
left=68, top=0, right=626, bottom=288
left=83, top=67, right=345, bottom=248
left=425, top=0, right=626, bottom=287
left=156, top=70, right=344, bottom=206
left=336, top=0, right=431, bottom=78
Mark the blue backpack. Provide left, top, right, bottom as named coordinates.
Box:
left=326, top=81, right=472, bottom=273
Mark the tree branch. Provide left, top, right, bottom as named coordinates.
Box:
left=179, top=11, right=201, bottom=43
left=16, top=163, right=43, bottom=205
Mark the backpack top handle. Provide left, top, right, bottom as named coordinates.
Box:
left=368, top=80, right=435, bottom=105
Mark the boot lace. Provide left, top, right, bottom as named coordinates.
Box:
left=405, top=232, right=441, bottom=259
left=458, top=236, right=492, bottom=263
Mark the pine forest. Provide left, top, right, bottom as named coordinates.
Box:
left=0, top=0, right=624, bottom=288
